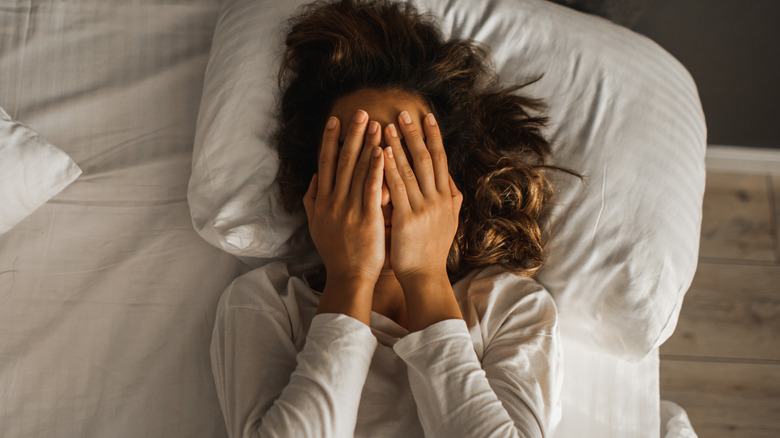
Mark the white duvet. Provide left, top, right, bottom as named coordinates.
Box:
left=0, top=0, right=703, bottom=437
left=0, top=2, right=248, bottom=436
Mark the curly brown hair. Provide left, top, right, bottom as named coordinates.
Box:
left=274, top=0, right=575, bottom=279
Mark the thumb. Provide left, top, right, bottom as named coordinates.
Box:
left=303, top=173, right=318, bottom=223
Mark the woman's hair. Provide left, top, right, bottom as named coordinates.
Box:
left=274, top=0, right=575, bottom=279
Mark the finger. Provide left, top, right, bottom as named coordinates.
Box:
left=303, top=173, right=318, bottom=223
left=318, top=117, right=340, bottom=196
left=363, top=147, right=384, bottom=213
left=423, top=113, right=450, bottom=194
left=382, top=146, right=411, bottom=213
left=384, top=123, right=423, bottom=206
left=349, top=121, right=382, bottom=206
left=334, top=109, right=369, bottom=199
left=397, top=110, right=436, bottom=196
left=449, top=174, right=463, bottom=212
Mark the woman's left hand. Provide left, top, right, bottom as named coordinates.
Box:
left=382, top=111, right=463, bottom=286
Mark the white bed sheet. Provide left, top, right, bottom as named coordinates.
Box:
left=0, top=1, right=248, bottom=436
left=0, top=1, right=685, bottom=437
left=555, top=339, right=660, bottom=437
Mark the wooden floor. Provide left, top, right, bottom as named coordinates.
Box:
left=659, top=171, right=780, bottom=437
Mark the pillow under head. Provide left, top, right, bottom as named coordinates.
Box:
left=188, top=0, right=706, bottom=361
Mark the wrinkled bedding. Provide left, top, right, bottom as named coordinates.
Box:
left=0, top=2, right=247, bottom=436
left=0, top=1, right=698, bottom=437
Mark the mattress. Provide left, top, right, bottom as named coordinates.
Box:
left=0, top=1, right=248, bottom=436
left=0, top=1, right=683, bottom=437
left=554, top=338, right=660, bottom=437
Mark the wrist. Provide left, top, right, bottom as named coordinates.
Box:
left=325, top=271, right=378, bottom=292
left=316, top=274, right=376, bottom=326
left=397, top=269, right=463, bottom=333
left=396, top=267, right=449, bottom=290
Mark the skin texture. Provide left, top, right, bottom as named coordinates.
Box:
left=304, top=88, right=464, bottom=332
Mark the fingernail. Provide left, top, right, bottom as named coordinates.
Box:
left=354, top=110, right=367, bottom=123
left=326, top=117, right=337, bottom=130
left=426, top=113, right=436, bottom=126
left=368, top=121, right=379, bottom=134
left=400, top=111, right=412, bottom=125
left=385, top=146, right=393, bottom=158
left=387, top=123, right=398, bottom=138
left=373, top=147, right=381, bottom=158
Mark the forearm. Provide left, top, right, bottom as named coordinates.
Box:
left=393, top=271, right=562, bottom=438
left=394, top=320, right=532, bottom=438
left=399, top=270, right=463, bottom=333
left=255, top=313, right=378, bottom=437
left=214, top=309, right=377, bottom=438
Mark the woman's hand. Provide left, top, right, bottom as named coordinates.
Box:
left=304, top=111, right=385, bottom=324
left=382, top=111, right=464, bottom=331
left=383, top=111, right=463, bottom=283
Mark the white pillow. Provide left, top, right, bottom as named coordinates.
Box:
left=0, top=106, right=82, bottom=233
left=188, top=0, right=706, bottom=360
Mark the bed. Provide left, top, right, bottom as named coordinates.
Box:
left=0, top=0, right=704, bottom=437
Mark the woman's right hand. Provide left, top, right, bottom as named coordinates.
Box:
left=303, top=110, right=386, bottom=297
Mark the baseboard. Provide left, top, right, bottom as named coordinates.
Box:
left=706, top=145, right=780, bottom=175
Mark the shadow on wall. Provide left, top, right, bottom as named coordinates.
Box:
left=549, top=0, right=780, bottom=149
left=546, top=0, right=656, bottom=29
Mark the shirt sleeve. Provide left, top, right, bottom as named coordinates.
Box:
left=393, top=288, right=561, bottom=438
left=211, top=281, right=378, bottom=438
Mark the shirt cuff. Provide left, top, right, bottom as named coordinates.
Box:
left=393, top=318, right=472, bottom=357
left=309, top=312, right=379, bottom=352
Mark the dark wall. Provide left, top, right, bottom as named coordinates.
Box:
left=550, top=0, right=780, bottom=149
left=632, top=0, right=780, bottom=149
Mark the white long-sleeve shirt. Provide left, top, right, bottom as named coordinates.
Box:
left=210, top=262, right=562, bottom=438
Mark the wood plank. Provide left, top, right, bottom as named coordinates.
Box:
left=661, top=262, right=780, bottom=361
left=705, top=145, right=780, bottom=175
left=699, top=172, right=776, bottom=262
left=772, top=175, right=780, bottom=259
left=660, top=360, right=780, bottom=438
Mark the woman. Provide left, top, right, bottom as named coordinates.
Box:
left=211, top=0, right=571, bottom=436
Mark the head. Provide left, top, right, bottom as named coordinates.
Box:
left=328, top=88, right=432, bottom=228
left=275, top=0, right=563, bottom=279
